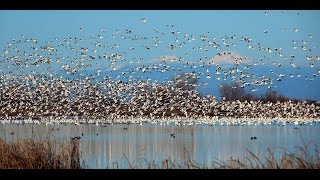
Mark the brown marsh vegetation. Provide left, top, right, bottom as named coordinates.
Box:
left=0, top=137, right=83, bottom=169
left=110, top=143, right=320, bottom=169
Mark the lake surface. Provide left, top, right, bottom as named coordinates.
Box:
left=0, top=123, right=319, bottom=168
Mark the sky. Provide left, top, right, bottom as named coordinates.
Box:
left=0, top=10, right=319, bottom=100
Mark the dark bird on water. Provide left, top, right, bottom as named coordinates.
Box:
left=72, top=136, right=81, bottom=140
left=250, top=136, right=257, bottom=140
left=170, top=133, right=175, bottom=138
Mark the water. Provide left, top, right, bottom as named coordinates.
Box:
left=0, top=123, right=319, bottom=168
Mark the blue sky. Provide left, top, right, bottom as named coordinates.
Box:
left=0, top=10, right=319, bottom=100
left=1, top=10, right=319, bottom=64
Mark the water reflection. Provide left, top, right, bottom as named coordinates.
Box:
left=0, top=123, right=319, bottom=168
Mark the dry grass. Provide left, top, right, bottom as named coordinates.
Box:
left=1, top=139, right=319, bottom=169
left=111, top=144, right=320, bottom=169
left=0, top=138, right=83, bottom=169
left=219, top=145, right=320, bottom=169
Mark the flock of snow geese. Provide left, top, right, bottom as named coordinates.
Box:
left=0, top=11, right=319, bottom=126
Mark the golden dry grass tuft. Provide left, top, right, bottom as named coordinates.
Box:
left=0, top=138, right=83, bottom=169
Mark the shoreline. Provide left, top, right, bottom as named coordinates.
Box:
left=1, top=116, right=319, bottom=126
